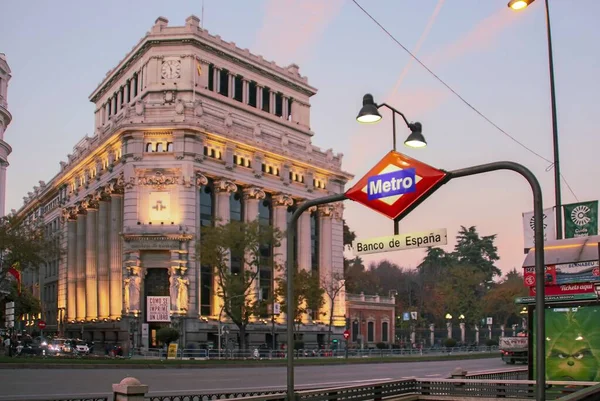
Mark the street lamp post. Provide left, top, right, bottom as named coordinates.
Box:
left=356, top=94, right=427, bottom=235
left=509, top=0, right=563, bottom=239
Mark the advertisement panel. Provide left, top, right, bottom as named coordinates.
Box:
left=532, top=306, right=600, bottom=381
left=147, top=296, right=171, bottom=322
left=522, top=207, right=556, bottom=250
left=563, top=201, right=598, bottom=239
left=524, top=261, right=600, bottom=287
left=529, top=283, right=596, bottom=297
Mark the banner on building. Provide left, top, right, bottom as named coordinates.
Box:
left=563, top=201, right=598, bottom=238
left=522, top=207, right=556, bottom=250
left=147, top=296, right=171, bottom=322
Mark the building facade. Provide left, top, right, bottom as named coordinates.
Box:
left=346, top=293, right=396, bottom=347
left=0, top=53, right=12, bottom=217
left=15, top=16, right=352, bottom=350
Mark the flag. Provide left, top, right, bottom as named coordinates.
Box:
left=8, top=263, right=21, bottom=295
left=197, top=62, right=202, bottom=76
left=522, top=207, right=556, bottom=251
left=563, top=201, right=598, bottom=238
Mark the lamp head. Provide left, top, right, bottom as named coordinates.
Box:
left=404, top=122, right=427, bottom=148
left=356, top=94, right=382, bottom=124
left=508, top=0, right=534, bottom=10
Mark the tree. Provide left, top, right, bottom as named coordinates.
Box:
left=322, top=272, right=345, bottom=347
left=454, top=226, right=501, bottom=280
left=5, top=283, right=41, bottom=319
left=343, top=220, right=356, bottom=250
left=156, top=327, right=180, bottom=350
left=197, top=219, right=282, bottom=350
left=0, top=214, right=62, bottom=292
left=482, top=268, right=528, bottom=327
left=436, top=264, right=487, bottom=326
left=275, top=269, right=324, bottom=334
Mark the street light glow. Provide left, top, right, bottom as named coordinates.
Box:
left=508, top=0, right=534, bottom=10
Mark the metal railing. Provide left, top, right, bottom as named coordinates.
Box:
left=134, top=346, right=498, bottom=360
left=464, top=367, right=529, bottom=381
left=143, top=377, right=600, bottom=401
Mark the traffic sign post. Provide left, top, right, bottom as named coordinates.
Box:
left=285, top=153, right=546, bottom=401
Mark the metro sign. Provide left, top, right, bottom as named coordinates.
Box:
left=345, top=151, right=447, bottom=220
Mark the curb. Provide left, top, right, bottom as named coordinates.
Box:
left=0, top=353, right=499, bottom=369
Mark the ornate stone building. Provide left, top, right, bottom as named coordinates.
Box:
left=0, top=53, right=12, bottom=217
left=15, top=16, right=352, bottom=349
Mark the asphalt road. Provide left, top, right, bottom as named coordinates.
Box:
left=0, top=358, right=507, bottom=400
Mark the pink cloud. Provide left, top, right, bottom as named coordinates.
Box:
left=425, top=8, right=518, bottom=68
left=253, top=0, right=344, bottom=65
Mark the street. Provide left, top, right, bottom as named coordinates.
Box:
left=0, top=357, right=507, bottom=400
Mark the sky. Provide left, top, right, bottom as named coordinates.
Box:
left=1, top=0, right=599, bottom=278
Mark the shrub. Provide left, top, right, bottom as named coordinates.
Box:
left=156, top=327, right=180, bottom=346
left=375, top=342, right=387, bottom=349
left=485, top=338, right=498, bottom=347
left=444, top=338, right=457, bottom=348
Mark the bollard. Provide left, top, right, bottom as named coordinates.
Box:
left=113, top=377, right=149, bottom=401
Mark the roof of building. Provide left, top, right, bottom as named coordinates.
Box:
left=522, top=235, right=600, bottom=267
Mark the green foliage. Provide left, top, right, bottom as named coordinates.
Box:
left=342, top=220, right=356, bottom=250
left=6, top=284, right=41, bottom=318
left=275, top=269, right=324, bottom=324
left=197, top=219, right=282, bottom=349
left=482, top=268, right=528, bottom=326
left=0, top=215, right=63, bottom=291
left=444, top=338, right=457, bottom=348
left=375, top=342, right=387, bottom=349
left=454, top=226, right=500, bottom=280
left=156, top=327, right=180, bottom=345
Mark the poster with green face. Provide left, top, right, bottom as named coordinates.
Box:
left=533, top=306, right=600, bottom=381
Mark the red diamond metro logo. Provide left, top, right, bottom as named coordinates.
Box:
left=345, top=151, right=447, bottom=220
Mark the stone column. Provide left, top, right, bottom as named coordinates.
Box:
left=429, top=323, right=435, bottom=347
left=243, top=187, right=266, bottom=305
left=283, top=97, right=289, bottom=120
left=97, top=191, right=110, bottom=319
left=269, top=92, right=276, bottom=114
left=475, top=325, right=480, bottom=345
left=228, top=74, right=235, bottom=98
left=242, top=80, right=249, bottom=104
left=297, top=203, right=313, bottom=272
left=109, top=187, right=124, bottom=319
left=272, top=194, right=293, bottom=317
left=318, top=205, right=334, bottom=322
left=85, top=199, right=99, bottom=320
left=66, top=208, right=78, bottom=321
left=116, top=89, right=122, bottom=112
left=256, top=85, right=263, bottom=109
left=212, top=179, right=237, bottom=316
left=76, top=207, right=87, bottom=321
left=460, top=322, right=466, bottom=344
left=213, top=67, right=220, bottom=93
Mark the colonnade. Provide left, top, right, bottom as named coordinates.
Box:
left=63, top=177, right=124, bottom=322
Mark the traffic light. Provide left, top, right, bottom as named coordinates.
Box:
left=332, top=339, right=338, bottom=349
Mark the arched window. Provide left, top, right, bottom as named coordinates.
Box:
left=230, top=189, right=244, bottom=275
left=166, top=142, right=174, bottom=152
left=352, top=320, right=359, bottom=342
left=367, top=321, right=375, bottom=342
left=156, top=143, right=164, bottom=152
left=146, top=143, right=153, bottom=152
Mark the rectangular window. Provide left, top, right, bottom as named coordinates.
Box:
left=262, top=87, right=270, bottom=112
left=287, top=98, right=293, bottom=121
left=219, top=69, right=229, bottom=96
left=199, top=183, right=214, bottom=315
left=352, top=320, right=359, bottom=342
left=275, top=93, right=283, bottom=117
left=133, top=74, right=139, bottom=97
left=248, top=81, right=257, bottom=107
left=208, top=64, right=214, bottom=91
left=382, top=322, right=389, bottom=342
left=310, top=211, right=319, bottom=273
left=234, top=75, right=243, bottom=102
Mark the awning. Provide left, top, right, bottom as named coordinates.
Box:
left=522, top=235, right=599, bottom=268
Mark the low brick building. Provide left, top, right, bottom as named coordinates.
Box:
left=346, top=293, right=395, bottom=348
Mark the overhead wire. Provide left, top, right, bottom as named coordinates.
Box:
left=351, top=0, right=579, bottom=202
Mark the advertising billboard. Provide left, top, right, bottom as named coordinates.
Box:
left=533, top=305, right=600, bottom=381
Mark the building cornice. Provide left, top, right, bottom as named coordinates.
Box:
left=90, top=22, right=316, bottom=103
left=0, top=104, right=12, bottom=127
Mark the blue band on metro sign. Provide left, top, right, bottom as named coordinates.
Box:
left=367, top=168, right=416, bottom=201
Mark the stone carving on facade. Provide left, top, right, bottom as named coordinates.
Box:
left=318, top=204, right=335, bottom=218
left=224, top=113, right=233, bottom=128
left=194, top=100, right=204, bottom=117
left=61, top=206, right=78, bottom=222
left=253, top=124, right=262, bottom=142
left=86, top=195, right=100, bottom=210
left=273, top=193, right=294, bottom=207
left=332, top=201, right=344, bottom=221
left=326, top=149, right=334, bottom=163
left=164, top=91, right=176, bottom=104
left=169, top=267, right=190, bottom=313
left=243, top=186, right=266, bottom=200
left=135, top=100, right=144, bottom=116
left=125, top=267, right=142, bottom=312
left=214, top=178, right=237, bottom=194
left=138, top=170, right=178, bottom=191
left=106, top=175, right=125, bottom=195
left=175, top=98, right=185, bottom=115
left=195, top=172, right=208, bottom=187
